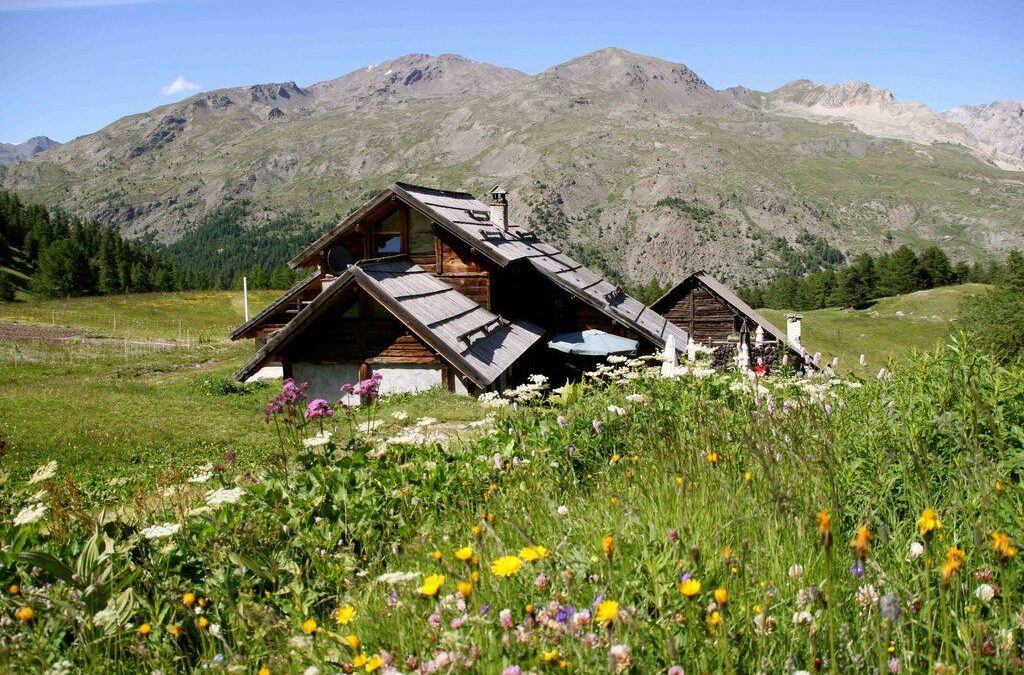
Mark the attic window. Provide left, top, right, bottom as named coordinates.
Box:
left=466, top=209, right=490, bottom=222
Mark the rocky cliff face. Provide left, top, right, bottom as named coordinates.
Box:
left=943, top=100, right=1024, bottom=165
left=3, top=50, right=1023, bottom=285
left=0, top=136, right=60, bottom=166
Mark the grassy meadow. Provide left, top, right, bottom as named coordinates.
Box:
left=3, top=284, right=1022, bottom=673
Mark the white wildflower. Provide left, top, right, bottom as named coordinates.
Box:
left=415, top=417, right=438, bottom=427
left=607, top=405, right=626, bottom=416
left=391, top=411, right=408, bottom=421
left=557, top=505, right=569, bottom=516
left=856, top=584, right=880, bottom=608
left=205, top=487, right=244, bottom=507
left=140, top=522, right=181, bottom=540
left=28, top=460, right=57, bottom=485
left=625, top=393, right=647, bottom=403
left=788, top=564, right=804, bottom=580
left=357, top=419, right=384, bottom=433
left=12, top=503, right=46, bottom=526
left=908, top=542, right=925, bottom=560
left=188, top=471, right=214, bottom=484
left=528, top=373, right=549, bottom=385
left=304, top=667, right=320, bottom=675
left=302, top=431, right=333, bottom=448
left=376, top=571, right=420, bottom=585
left=792, top=610, right=813, bottom=626
left=975, top=583, right=996, bottom=604
left=606, top=355, right=627, bottom=364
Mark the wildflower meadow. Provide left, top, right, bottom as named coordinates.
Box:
left=2, top=337, right=1023, bottom=673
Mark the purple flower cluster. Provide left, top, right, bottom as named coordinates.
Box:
left=341, top=371, right=384, bottom=401
left=304, top=398, right=334, bottom=421
left=263, top=378, right=309, bottom=423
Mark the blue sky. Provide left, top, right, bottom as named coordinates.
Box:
left=1, top=0, right=1022, bottom=143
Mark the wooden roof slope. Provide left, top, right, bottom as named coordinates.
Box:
left=228, top=270, right=320, bottom=341
left=234, top=256, right=545, bottom=387
left=289, top=182, right=688, bottom=350
left=652, top=270, right=790, bottom=345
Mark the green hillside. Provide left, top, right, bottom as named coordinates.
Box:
left=760, top=284, right=986, bottom=373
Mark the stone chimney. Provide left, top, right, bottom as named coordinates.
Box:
left=786, top=313, right=802, bottom=347
left=489, top=185, right=508, bottom=232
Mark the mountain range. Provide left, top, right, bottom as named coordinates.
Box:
left=0, top=136, right=60, bottom=166
left=2, top=48, right=1022, bottom=285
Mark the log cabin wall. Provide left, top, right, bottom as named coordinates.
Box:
left=282, top=289, right=438, bottom=367
left=433, top=232, right=492, bottom=307
left=660, top=282, right=743, bottom=343
left=490, top=265, right=623, bottom=335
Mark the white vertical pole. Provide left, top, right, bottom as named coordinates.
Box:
left=243, top=276, right=250, bottom=322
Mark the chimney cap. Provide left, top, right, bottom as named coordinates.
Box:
left=489, top=185, right=507, bottom=199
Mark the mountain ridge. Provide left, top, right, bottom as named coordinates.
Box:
left=2, top=48, right=1022, bottom=285
left=0, top=136, right=61, bottom=166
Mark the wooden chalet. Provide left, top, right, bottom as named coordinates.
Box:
left=651, top=270, right=801, bottom=366
left=231, top=183, right=689, bottom=400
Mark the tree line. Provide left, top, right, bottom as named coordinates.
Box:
left=738, top=244, right=1007, bottom=311
left=0, top=191, right=306, bottom=300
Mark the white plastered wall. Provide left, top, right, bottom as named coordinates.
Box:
left=291, top=362, right=447, bottom=405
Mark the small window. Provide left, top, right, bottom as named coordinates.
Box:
left=409, top=209, right=435, bottom=254
left=375, top=235, right=401, bottom=254
left=375, top=210, right=401, bottom=233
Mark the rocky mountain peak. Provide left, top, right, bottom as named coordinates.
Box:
left=942, top=100, right=1024, bottom=163
left=0, top=136, right=60, bottom=166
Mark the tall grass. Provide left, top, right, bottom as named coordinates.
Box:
left=1, top=339, right=1022, bottom=673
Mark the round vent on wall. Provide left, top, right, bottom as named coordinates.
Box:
left=326, top=247, right=353, bottom=274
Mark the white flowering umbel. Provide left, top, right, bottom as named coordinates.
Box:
left=12, top=503, right=47, bottom=526
left=205, top=487, right=245, bottom=507
left=140, top=522, right=182, bottom=540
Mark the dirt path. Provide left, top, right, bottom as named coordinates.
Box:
left=0, top=321, right=178, bottom=349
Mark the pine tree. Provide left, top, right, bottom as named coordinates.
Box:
left=1005, top=249, right=1024, bottom=292
left=918, top=246, right=953, bottom=288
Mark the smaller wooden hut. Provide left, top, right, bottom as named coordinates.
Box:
left=651, top=270, right=801, bottom=367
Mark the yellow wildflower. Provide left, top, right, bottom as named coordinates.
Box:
left=197, top=616, right=209, bottom=629
left=708, top=610, right=722, bottom=628
left=421, top=574, right=445, bottom=596
left=169, top=624, right=183, bottom=638
left=744, top=471, right=753, bottom=483
left=542, top=649, right=560, bottom=663
left=365, top=655, right=383, bottom=672
left=335, top=604, right=356, bottom=625
left=817, top=511, right=832, bottom=549
left=918, top=508, right=941, bottom=538
left=432, top=549, right=443, bottom=561
left=491, top=556, right=524, bottom=578
left=258, top=668, right=271, bottom=675
left=714, top=587, right=728, bottom=605
left=992, top=531, right=1018, bottom=562
left=137, top=622, right=151, bottom=636
left=346, top=634, right=360, bottom=650
left=851, top=526, right=872, bottom=560
left=353, top=654, right=368, bottom=668
left=182, top=592, right=196, bottom=607
left=457, top=580, right=473, bottom=598
left=602, top=535, right=614, bottom=557
left=455, top=546, right=473, bottom=561
left=8, top=584, right=19, bottom=596
left=675, top=475, right=683, bottom=486
left=520, top=545, right=548, bottom=562
left=301, top=618, right=318, bottom=634
left=596, top=599, right=619, bottom=626
left=471, top=570, right=481, bottom=582
left=16, top=606, right=33, bottom=622
left=611, top=454, right=621, bottom=463
left=679, top=578, right=702, bottom=598
left=706, top=452, right=719, bottom=464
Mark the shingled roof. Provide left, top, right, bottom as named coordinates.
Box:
left=290, top=182, right=688, bottom=350
left=234, top=256, right=545, bottom=387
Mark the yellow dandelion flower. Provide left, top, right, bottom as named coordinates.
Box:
left=611, top=454, right=621, bottom=463
left=301, top=618, right=318, bottom=634
left=16, top=606, right=33, bottom=622
left=992, top=531, right=1018, bottom=562
left=365, top=655, right=383, bottom=672
left=491, top=556, right=524, bottom=578
left=708, top=610, right=722, bottom=628
left=335, top=603, right=356, bottom=625
left=706, top=452, right=719, bottom=464
left=197, top=616, right=209, bottom=629
left=8, top=584, right=19, bottom=596
left=421, top=574, right=445, bottom=596
left=182, top=592, right=196, bottom=607
left=675, top=475, right=683, bottom=486
left=455, top=546, right=473, bottom=561
left=744, top=471, right=753, bottom=483
left=543, top=649, right=560, bottom=663
left=258, top=668, right=271, bottom=675
left=714, top=587, right=728, bottom=605
left=170, top=624, right=183, bottom=637
left=595, top=599, right=619, bottom=626
left=432, top=549, right=443, bottom=561
left=353, top=654, right=368, bottom=668
left=457, top=581, right=473, bottom=598
left=471, top=570, right=481, bottom=582
left=346, top=634, right=360, bottom=650
left=679, top=578, right=702, bottom=598
left=137, top=622, right=151, bottom=636
left=472, top=524, right=483, bottom=537
left=602, top=535, right=614, bottom=557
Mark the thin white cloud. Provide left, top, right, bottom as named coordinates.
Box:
left=0, top=0, right=155, bottom=9
left=161, top=76, right=200, bottom=96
